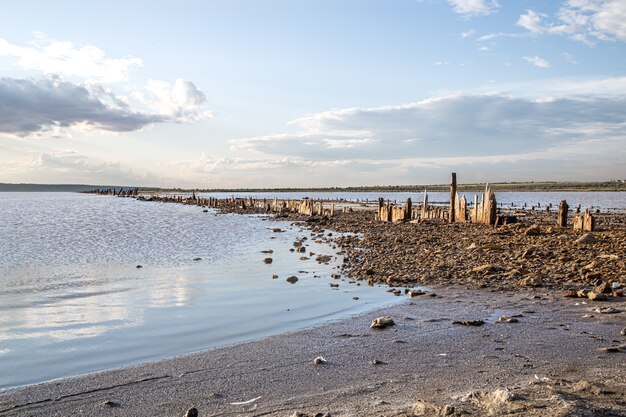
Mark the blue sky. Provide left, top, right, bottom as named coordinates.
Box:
left=1, top=0, right=625, bottom=187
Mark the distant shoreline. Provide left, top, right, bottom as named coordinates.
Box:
left=2, top=181, right=625, bottom=193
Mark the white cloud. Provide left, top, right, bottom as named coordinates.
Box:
left=517, top=1, right=626, bottom=44
left=523, top=55, right=551, bottom=68
left=133, top=79, right=212, bottom=123
left=0, top=77, right=162, bottom=137
left=461, top=29, right=476, bottom=38
left=517, top=10, right=544, bottom=33
left=0, top=76, right=211, bottom=137
left=0, top=34, right=142, bottom=83
left=448, top=0, right=499, bottom=17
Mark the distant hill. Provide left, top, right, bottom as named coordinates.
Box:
left=0, top=183, right=153, bottom=192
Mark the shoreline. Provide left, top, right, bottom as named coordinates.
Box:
left=2, top=196, right=625, bottom=415
left=1, top=286, right=624, bottom=416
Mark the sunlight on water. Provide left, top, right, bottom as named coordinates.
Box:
left=0, top=193, right=399, bottom=390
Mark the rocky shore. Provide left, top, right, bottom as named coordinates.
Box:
left=1, top=196, right=624, bottom=416
left=225, top=201, right=626, bottom=297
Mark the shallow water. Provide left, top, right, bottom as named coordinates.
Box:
left=0, top=193, right=399, bottom=390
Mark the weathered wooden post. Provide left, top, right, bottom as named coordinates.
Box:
left=557, top=200, right=568, bottom=227
left=449, top=173, right=456, bottom=223
left=405, top=198, right=412, bottom=221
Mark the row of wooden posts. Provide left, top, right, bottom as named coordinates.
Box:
left=92, top=173, right=595, bottom=232
left=376, top=173, right=595, bottom=232
left=376, top=174, right=498, bottom=226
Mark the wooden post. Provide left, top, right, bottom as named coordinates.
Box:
left=557, top=200, right=568, bottom=227
left=449, top=173, right=456, bottom=223
left=405, top=198, right=412, bottom=220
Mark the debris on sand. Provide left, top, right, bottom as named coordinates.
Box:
left=313, top=356, right=327, bottom=365
left=263, top=258, right=273, bottom=264
left=286, top=276, right=299, bottom=284
left=230, top=396, right=261, bottom=405
left=453, top=320, right=485, bottom=326
left=371, top=316, right=395, bottom=329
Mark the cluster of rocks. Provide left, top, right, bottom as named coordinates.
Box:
left=214, top=199, right=625, bottom=295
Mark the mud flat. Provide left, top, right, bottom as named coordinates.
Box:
left=0, top=286, right=624, bottom=416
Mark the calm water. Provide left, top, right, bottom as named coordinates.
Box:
left=196, top=191, right=626, bottom=211
left=0, top=193, right=399, bottom=390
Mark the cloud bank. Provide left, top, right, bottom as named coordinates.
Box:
left=231, top=91, right=625, bottom=161
left=0, top=77, right=211, bottom=137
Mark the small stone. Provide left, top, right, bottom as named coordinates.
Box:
left=408, top=290, right=426, bottom=297
left=442, top=405, right=455, bottom=416
left=370, top=359, right=386, bottom=365
left=593, top=307, right=619, bottom=314
left=184, top=408, right=198, bottom=417
left=564, top=291, right=577, bottom=298
left=272, top=274, right=279, bottom=279
left=453, top=320, right=485, bottom=326
left=371, top=316, right=395, bottom=329
left=576, top=233, right=596, bottom=244
left=518, top=274, right=543, bottom=287
left=101, top=400, right=119, bottom=408
left=601, top=347, right=620, bottom=353
left=329, top=283, right=339, bottom=288
left=313, top=356, right=327, bottom=365
left=287, top=276, right=299, bottom=284
left=263, top=258, right=273, bottom=264
left=261, top=249, right=273, bottom=254
left=621, top=327, right=626, bottom=336
left=524, top=225, right=541, bottom=236
left=587, top=291, right=607, bottom=301
left=136, top=265, right=143, bottom=268
left=271, top=228, right=284, bottom=233
left=192, top=257, right=202, bottom=261
left=498, top=316, right=519, bottom=323
left=595, top=282, right=612, bottom=294
left=352, top=296, right=359, bottom=300
left=472, top=264, right=496, bottom=274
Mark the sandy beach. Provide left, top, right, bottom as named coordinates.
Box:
left=1, top=202, right=625, bottom=416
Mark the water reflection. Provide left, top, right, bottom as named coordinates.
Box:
left=0, top=193, right=399, bottom=390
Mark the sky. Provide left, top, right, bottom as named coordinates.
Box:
left=0, top=0, right=625, bottom=188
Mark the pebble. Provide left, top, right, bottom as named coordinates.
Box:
left=184, top=408, right=198, bottom=417
left=371, top=316, right=395, bottom=329
left=498, top=316, right=519, bottom=323
left=287, top=276, right=299, bottom=284
left=263, top=258, right=273, bottom=264
left=453, top=320, right=485, bottom=326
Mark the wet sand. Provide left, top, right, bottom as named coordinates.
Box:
left=0, top=286, right=624, bottom=416
left=2, top=204, right=625, bottom=416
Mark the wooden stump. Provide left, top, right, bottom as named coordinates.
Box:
left=557, top=200, right=568, bottom=227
